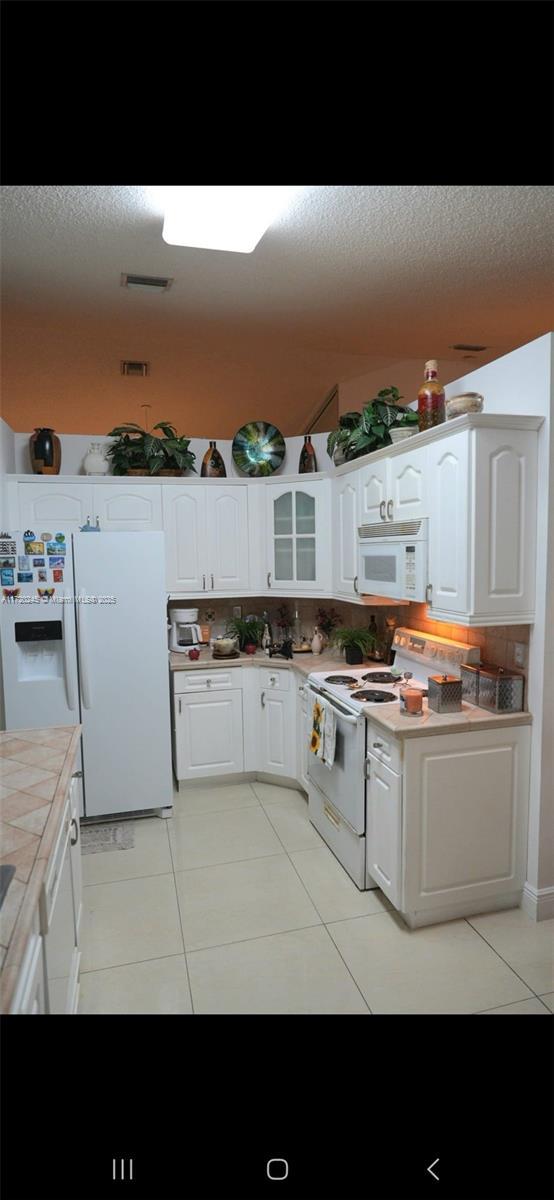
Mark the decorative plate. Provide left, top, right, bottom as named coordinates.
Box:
left=232, top=421, right=286, bottom=477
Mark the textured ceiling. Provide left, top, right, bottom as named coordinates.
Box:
left=1, top=185, right=553, bottom=432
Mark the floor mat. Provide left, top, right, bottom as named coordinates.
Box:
left=80, top=822, right=135, bottom=855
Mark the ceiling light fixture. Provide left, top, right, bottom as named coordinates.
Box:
left=158, top=186, right=302, bottom=253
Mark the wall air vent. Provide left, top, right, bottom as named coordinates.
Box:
left=120, top=360, right=150, bottom=377
left=450, top=343, right=487, bottom=352
left=120, top=273, right=173, bottom=291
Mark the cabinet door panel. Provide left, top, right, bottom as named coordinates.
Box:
left=163, top=486, right=207, bottom=592
left=259, top=683, right=295, bottom=777
left=358, top=461, right=387, bottom=526
left=427, top=432, right=469, bottom=615
left=333, top=475, right=359, bottom=598
left=266, top=481, right=330, bottom=593
left=389, top=446, right=428, bottom=520
left=17, top=483, right=94, bottom=531
left=93, top=485, right=162, bottom=530
left=472, top=429, right=537, bottom=619
left=174, top=690, right=244, bottom=779
left=208, top=487, right=249, bottom=591
left=367, top=755, right=402, bottom=908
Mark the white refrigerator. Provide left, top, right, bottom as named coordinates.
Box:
left=0, top=531, right=173, bottom=819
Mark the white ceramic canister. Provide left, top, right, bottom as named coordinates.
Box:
left=83, top=442, right=110, bottom=475
left=311, top=628, right=323, bottom=655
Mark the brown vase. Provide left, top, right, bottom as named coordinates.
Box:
left=29, top=428, right=61, bottom=475
left=125, top=468, right=150, bottom=475
left=157, top=469, right=183, bottom=476
left=299, top=434, right=317, bottom=473
left=201, top=440, right=227, bottom=478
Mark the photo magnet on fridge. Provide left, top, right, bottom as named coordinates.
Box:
left=48, top=556, right=65, bottom=568
left=52, top=569, right=63, bottom=582
left=47, top=541, right=66, bottom=556
left=18, top=556, right=30, bottom=570
left=37, top=588, right=55, bottom=600
left=32, top=557, right=45, bottom=567
left=2, top=588, right=20, bottom=601
left=0, top=557, right=16, bottom=568
left=17, top=572, right=33, bottom=582
left=0, top=539, right=17, bottom=556
left=38, top=569, right=47, bottom=582
left=1, top=568, right=14, bottom=585
left=24, top=540, right=44, bottom=555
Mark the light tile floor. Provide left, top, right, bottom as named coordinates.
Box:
left=79, top=781, right=554, bottom=1015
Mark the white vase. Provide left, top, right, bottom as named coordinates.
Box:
left=311, top=629, right=323, bottom=655
left=83, top=442, right=109, bottom=475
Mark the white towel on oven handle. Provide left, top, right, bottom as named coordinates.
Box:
left=323, top=699, right=336, bottom=769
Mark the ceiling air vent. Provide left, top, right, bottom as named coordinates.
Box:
left=120, top=273, right=173, bottom=291
left=121, top=360, right=150, bottom=377
left=450, top=343, right=487, bottom=352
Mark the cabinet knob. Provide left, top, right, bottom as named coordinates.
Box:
left=206, top=678, right=212, bottom=688
left=70, top=817, right=79, bottom=846
left=387, top=500, right=393, bottom=520
left=202, top=574, right=206, bottom=590
left=261, top=691, right=266, bottom=708
left=426, top=583, right=433, bottom=604
left=267, top=571, right=272, bottom=588
left=379, top=501, right=386, bottom=520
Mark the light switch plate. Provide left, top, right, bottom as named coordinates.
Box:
left=513, top=642, right=526, bottom=667
left=233, top=605, right=242, bottom=618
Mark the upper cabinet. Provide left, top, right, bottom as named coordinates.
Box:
left=10, top=481, right=95, bottom=531
left=359, top=445, right=428, bottom=526
left=332, top=473, right=360, bottom=599
left=163, top=484, right=250, bottom=594
left=265, top=479, right=331, bottom=594
left=91, top=483, right=162, bottom=530
left=427, top=424, right=538, bottom=624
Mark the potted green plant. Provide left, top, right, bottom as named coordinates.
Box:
left=327, top=388, right=420, bottom=465
left=389, top=408, right=420, bottom=445
left=332, top=626, right=377, bottom=665
left=326, top=412, right=361, bottom=465
left=225, top=615, right=265, bottom=652
left=105, top=422, right=197, bottom=476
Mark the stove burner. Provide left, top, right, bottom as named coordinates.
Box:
left=350, top=689, right=397, bottom=703
left=361, top=672, right=398, bottom=684
left=324, top=675, right=358, bottom=685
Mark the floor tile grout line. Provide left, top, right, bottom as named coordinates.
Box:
left=80, top=951, right=188, bottom=977
left=259, top=792, right=374, bottom=1012
left=464, top=916, right=551, bottom=1000
left=171, top=850, right=291, bottom=877
left=473, top=995, right=553, bottom=1015
left=170, top=800, right=262, bottom=819
left=167, top=816, right=196, bottom=1013
left=183, top=921, right=326, bottom=958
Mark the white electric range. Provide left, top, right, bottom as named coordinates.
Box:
left=305, top=627, right=480, bottom=889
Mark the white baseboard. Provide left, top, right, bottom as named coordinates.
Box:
left=521, top=882, right=554, bottom=921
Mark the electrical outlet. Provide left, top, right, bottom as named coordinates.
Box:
left=233, top=605, right=242, bottom=619
left=513, top=642, right=526, bottom=667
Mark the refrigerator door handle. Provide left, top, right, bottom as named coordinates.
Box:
left=62, top=592, right=76, bottom=712
left=76, top=590, right=93, bottom=709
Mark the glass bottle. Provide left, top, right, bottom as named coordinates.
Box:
left=417, top=360, right=445, bottom=431
left=292, top=606, right=302, bottom=647
left=368, top=614, right=378, bottom=657
left=298, top=435, right=317, bottom=473
left=201, top=441, right=227, bottom=478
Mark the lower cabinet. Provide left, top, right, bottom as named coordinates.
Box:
left=41, top=788, right=81, bottom=1014
left=296, top=678, right=310, bottom=792
left=366, top=753, right=402, bottom=908
left=9, top=920, right=47, bottom=1015
left=174, top=687, right=244, bottom=780
left=258, top=668, right=296, bottom=778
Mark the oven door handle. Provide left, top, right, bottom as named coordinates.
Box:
left=305, top=683, right=360, bottom=724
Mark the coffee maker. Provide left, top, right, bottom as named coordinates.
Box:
left=169, top=608, right=203, bottom=652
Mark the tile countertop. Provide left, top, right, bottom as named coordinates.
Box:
left=0, top=725, right=81, bottom=1013
left=169, top=651, right=532, bottom=736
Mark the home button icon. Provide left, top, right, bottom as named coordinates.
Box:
left=267, top=1158, right=289, bottom=1181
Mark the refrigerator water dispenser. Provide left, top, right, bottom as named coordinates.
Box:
left=15, top=620, right=63, bottom=681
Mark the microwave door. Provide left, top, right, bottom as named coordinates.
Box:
left=358, top=543, right=403, bottom=599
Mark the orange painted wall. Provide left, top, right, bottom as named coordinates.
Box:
left=1, top=303, right=341, bottom=437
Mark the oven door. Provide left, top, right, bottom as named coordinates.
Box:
left=357, top=538, right=427, bottom=601
left=305, top=684, right=366, bottom=833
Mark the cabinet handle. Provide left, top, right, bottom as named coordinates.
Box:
left=353, top=574, right=358, bottom=594
left=373, top=741, right=384, bottom=749
left=324, top=804, right=340, bottom=829
left=363, top=760, right=371, bottom=779
left=206, top=678, right=212, bottom=688
left=72, top=770, right=83, bottom=779
left=379, top=501, right=386, bottom=521
left=261, top=691, right=266, bottom=708
left=70, top=818, right=79, bottom=847
left=178, top=697, right=182, bottom=714
left=387, top=500, right=393, bottom=520
left=267, top=571, right=272, bottom=588
left=426, top=583, right=433, bottom=604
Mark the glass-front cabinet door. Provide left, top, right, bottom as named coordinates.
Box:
left=266, top=480, right=331, bottom=593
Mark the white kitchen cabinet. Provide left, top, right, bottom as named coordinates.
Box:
left=11, top=481, right=95, bottom=531
left=69, top=774, right=83, bottom=942
left=358, top=445, right=428, bottom=526
left=92, top=483, right=162, bottom=530
left=402, top=724, right=530, bottom=927
left=265, top=479, right=331, bottom=594
left=9, top=926, right=47, bottom=1015
left=40, top=789, right=80, bottom=1014
left=258, top=668, right=296, bottom=777
left=296, top=677, right=311, bottom=792
left=366, top=753, right=402, bottom=908
left=173, top=684, right=244, bottom=780
left=427, top=424, right=538, bottom=624
left=332, top=473, right=360, bottom=599
left=163, top=484, right=250, bottom=594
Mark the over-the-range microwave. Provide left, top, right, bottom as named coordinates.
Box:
left=357, top=518, right=428, bottom=602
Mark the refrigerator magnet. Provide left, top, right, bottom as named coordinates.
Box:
left=32, top=557, right=45, bottom=567
left=2, top=588, right=20, bottom=601
left=47, top=541, right=66, bottom=556
left=18, top=556, right=30, bottom=570
left=0, top=557, right=15, bottom=568
left=40, top=533, right=53, bottom=543
left=17, top=571, right=33, bottom=582
left=48, top=555, right=65, bottom=568
left=52, top=569, right=63, bottom=582
left=38, top=569, right=47, bottom=582
left=1, top=568, right=14, bottom=585
left=37, top=587, right=55, bottom=600
left=23, top=530, right=35, bottom=540
left=24, top=540, right=44, bottom=555
left=0, top=540, right=17, bottom=556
